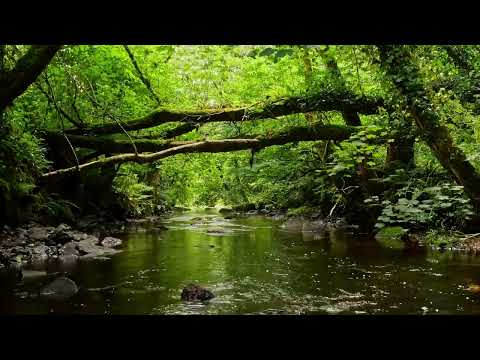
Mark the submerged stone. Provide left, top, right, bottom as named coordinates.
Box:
left=181, top=283, right=215, bottom=301
left=60, top=242, right=80, bottom=256
left=206, top=227, right=224, bottom=234
left=40, top=277, right=79, bottom=301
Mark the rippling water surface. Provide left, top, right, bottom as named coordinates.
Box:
left=2, top=210, right=480, bottom=314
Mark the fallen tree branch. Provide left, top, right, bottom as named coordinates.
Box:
left=41, top=123, right=356, bottom=180
left=64, top=91, right=383, bottom=136
left=44, top=123, right=355, bottom=154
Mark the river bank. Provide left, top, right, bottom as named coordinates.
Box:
left=2, top=207, right=480, bottom=283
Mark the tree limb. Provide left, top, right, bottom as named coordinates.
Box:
left=45, top=123, right=354, bottom=154
left=64, top=91, right=383, bottom=136
left=41, top=123, right=356, bottom=180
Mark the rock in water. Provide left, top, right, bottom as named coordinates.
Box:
left=28, top=227, right=51, bottom=241
left=31, top=245, right=50, bottom=263
left=60, top=242, right=79, bottom=256
left=181, top=283, right=215, bottom=301
left=101, top=237, right=122, bottom=248
left=40, top=277, right=79, bottom=301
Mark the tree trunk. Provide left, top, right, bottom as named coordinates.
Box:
left=318, top=46, right=380, bottom=231
left=319, top=46, right=362, bottom=126
left=378, top=45, right=480, bottom=208
left=0, top=45, right=61, bottom=112
left=302, top=46, right=332, bottom=161
left=385, top=136, right=415, bottom=169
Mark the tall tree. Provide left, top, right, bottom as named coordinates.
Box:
left=0, top=45, right=61, bottom=113
left=378, top=45, right=480, bottom=208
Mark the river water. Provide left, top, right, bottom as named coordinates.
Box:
left=2, top=210, right=480, bottom=314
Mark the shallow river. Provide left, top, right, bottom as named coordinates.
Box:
left=2, top=210, right=480, bottom=314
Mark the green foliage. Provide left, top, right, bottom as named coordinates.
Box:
left=326, top=125, right=388, bottom=178
left=36, top=195, right=79, bottom=222
left=0, top=116, right=51, bottom=222
left=113, top=172, right=156, bottom=217
left=368, top=174, right=474, bottom=230
left=423, top=229, right=462, bottom=249
left=3, top=44, right=480, bottom=231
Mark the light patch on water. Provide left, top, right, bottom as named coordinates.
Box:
left=319, top=300, right=378, bottom=314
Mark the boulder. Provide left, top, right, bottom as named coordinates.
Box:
left=30, top=244, right=50, bottom=262
left=219, top=207, right=233, bottom=214
left=100, top=237, right=122, bottom=248
left=28, top=227, right=51, bottom=241
left=206, top=227, right=224, bottom=234
left=56, top=223, right=71, bottom=232
left=70, top=232, right=89, bottom=242
left=58, top=254, right=79, bottom=264
left=15, top=228, right=29, bottom=242
left=48, top=224, right=75, bottom=245
left=60, top=242, right=80, bottom=256
left=77, top=236, right=121, bottom=257
left=181, top=283, right=215, bottom=301
left=302, top=220, right=326, bottom=232
left=40, top=277, right=79, bottom=301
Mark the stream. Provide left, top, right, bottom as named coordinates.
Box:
left=1, top=210, right=480, bottom=314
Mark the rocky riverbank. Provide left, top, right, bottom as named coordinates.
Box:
left=0, top=222, right=124, bottom=276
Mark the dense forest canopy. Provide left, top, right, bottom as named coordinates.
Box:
left=2, top=44, right=480, bottom=238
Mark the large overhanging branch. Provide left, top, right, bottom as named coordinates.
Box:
left=45, top=123, right=354, bottom=154
left=64, top=91, right=383, bottom=136
left=0, top=45, right=62, bottom=111
left=41, top=123, right=356, bottom=180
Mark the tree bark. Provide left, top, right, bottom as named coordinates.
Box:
left=378, top=45, right=480, bottom=208
left=385, top=135, right=415, bottom=169
left=0, top=45, right=61, bottom=112
left=41, top=123, right=356, bottom=180
left=64, top=91, right=383, bottom=136
left=442, top=45, right=474, bottom=74
left=44, top=123, right=355, bottom=156
left=319, top=46, right=362, bottom=126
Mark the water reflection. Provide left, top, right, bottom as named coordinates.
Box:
left=2, top=211, right=480, bottom=314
